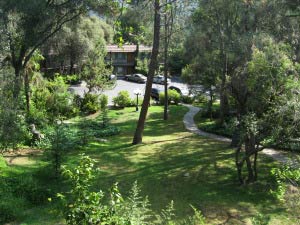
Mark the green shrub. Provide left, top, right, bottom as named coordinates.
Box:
left=195, top=94, right=208, bottom=104
left=159, top=90, right=181, bottom=105
left=26, top=104, right=49, bottom=127
left=46, top=76, right=78, bottom=119
left=75, top=119, right=120, bottom=145
left=182, top=95, right=194, bottom=104
left=200, top=103, right=220, bottom=119
left=99, top=94, right=108, bottom=110
left=113, top=91, right=131, bottom=108
left=63, top=74, right=81, bottom=85
left=81, top=93, right=100, bottom=114
left=94, top=126, right=120, bottom=137
left=197, top=118, right=235, bottom=138
left=77, top=120, right=120, bottom=139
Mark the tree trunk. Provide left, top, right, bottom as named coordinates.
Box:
left=253, top=152, right=258, bottom=181
left=208, top=88, right=213, bottom=120
left=24, top=71, right=30, bottom=114
left=13, top=67, right=23, bottom=100
left=235, top=146, right=244, bottom=184
left=219, top=46, right=229, bottom=125
left=132, top=0, right=161, bottom=145
left=245, top=156, right=254, bottom=183
left=70, top=59, right=74, bottom=75
left=163, top=13, right=168, bottom=121
left=236, top=133, right=258, bottom=184
left=134, top=42, right=140, bottom=73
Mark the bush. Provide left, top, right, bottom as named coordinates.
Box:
left=113, top=91, right=131, bottom=108
left=46, top=76, right=78, bottom=119
left=195, top=94, right=208, bottom=104
left=63, top=74, right=81, bottom=85
left=94, top=126, right=120, bottom=137
left=81, top=93, right=100, bottom=114
left=198, top=117, right=235, bottom=138
left=182, top=95, right=194, bottom=104
left=26, top=104, right=49, bottom=127
left=200, top=104, right=220, bottom=119
left=73, top=94, right=83, bottom=109
left=159, top=90, right=181, bottom=105
left=99, top=94, right=108, bottom=110
left=77, top=120, right=120, bottom=140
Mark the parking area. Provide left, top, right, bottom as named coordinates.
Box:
left=69, top=77, right=189, bottom=105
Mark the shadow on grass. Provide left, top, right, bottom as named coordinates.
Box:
left=69, top=105, right=285, bottom=222
left=0, top=105, right=289, bottom=224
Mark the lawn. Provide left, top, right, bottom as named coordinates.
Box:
left=0, top=105, right=295, bottom=224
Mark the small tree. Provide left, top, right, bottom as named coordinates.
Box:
left=99, top=94, right=109, bottom=127
left=43, top=120, right=78, bottom=178
left=81, top=41, right=112, bottom=93
left=230, top=38, right=298, bottom=184
left=113, top=91, right=131, bottom=108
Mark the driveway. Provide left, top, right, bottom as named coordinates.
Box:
left=69, top=77, right=189, bottom=105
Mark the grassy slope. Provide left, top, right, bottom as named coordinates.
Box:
left=1, top=105, right=295, bottom=224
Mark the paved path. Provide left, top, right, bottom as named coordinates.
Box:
left=183, top=104, right=298, bottom=165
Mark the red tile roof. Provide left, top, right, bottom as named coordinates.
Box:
left=106, top=44, right=152, bottom=53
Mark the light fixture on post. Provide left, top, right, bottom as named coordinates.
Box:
left=133, top=89, right=142, bottom=111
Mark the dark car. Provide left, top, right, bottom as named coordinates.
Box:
left=150, top=88, right=162, bottom=100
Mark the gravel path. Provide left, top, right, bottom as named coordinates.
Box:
left=183, top=104, right=298, bottom=165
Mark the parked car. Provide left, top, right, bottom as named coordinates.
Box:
left=124, top=73, right=147, bottom=83
left=153, top=75, right=171, bottom=85
left=109, top=74, right=116, bottom=80
left=168, top=85, right=191, bottom=97
left=150, top=87, right=162, bottom=100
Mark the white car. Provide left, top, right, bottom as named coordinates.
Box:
left=125, top=73, right=147, bottom=83
left=153, top=75, right=171, bottom=85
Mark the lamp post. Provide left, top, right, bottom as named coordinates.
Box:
left=134, top=89, right=142, bottom=111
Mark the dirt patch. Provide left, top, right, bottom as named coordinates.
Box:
left=4, top=156, right=37, bottom=166
left=3, top=148, right=42, bottom=166
left=3, top=148, right=42, bottom=157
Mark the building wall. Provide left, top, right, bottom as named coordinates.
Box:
left=106, top=52, right=136, bottom=75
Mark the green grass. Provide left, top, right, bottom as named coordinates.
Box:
left=0, top=105, right=296, bottom=224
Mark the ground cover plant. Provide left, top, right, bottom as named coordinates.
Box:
left=0, top=105, right=296, bottom=224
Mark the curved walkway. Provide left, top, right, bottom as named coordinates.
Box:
left=183, top=104, right=298, bottom=165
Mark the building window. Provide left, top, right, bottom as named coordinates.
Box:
left=116, top=66, right=124, bottom=74
left=113, top=53, right=127, bottom=60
